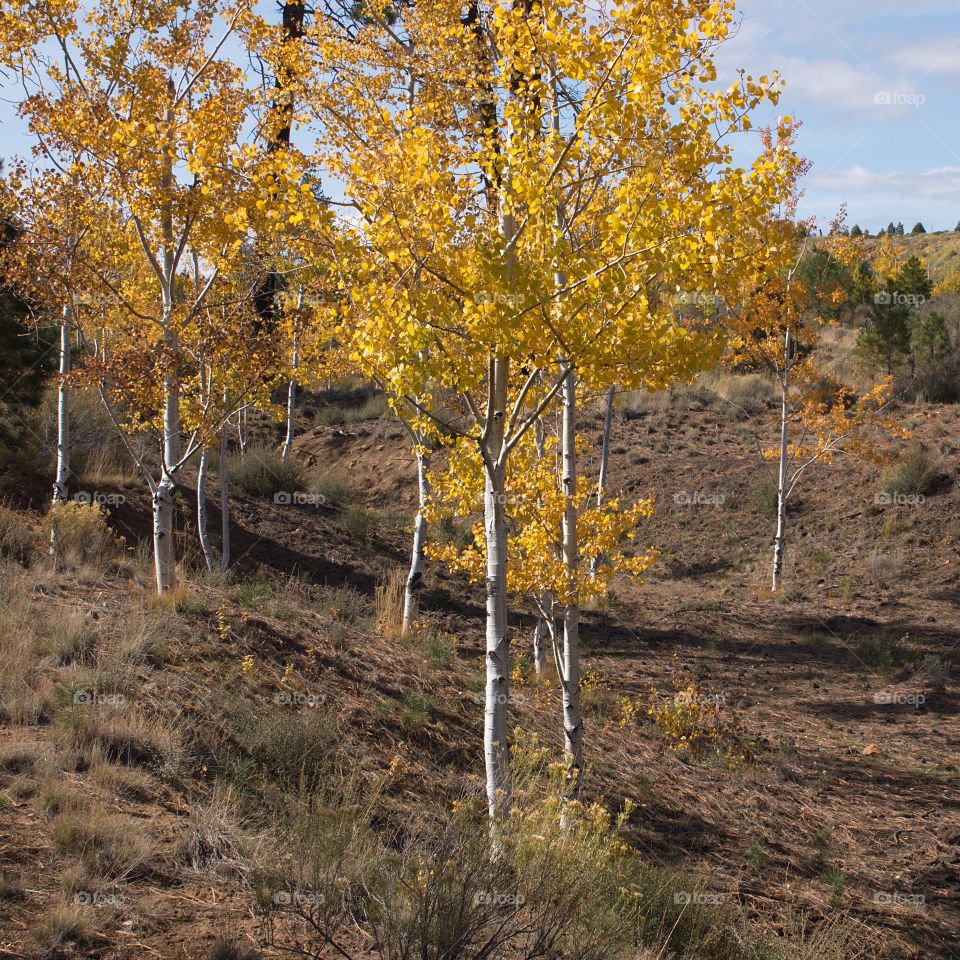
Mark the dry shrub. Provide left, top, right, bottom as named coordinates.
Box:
left=374, top=568, right=405, bottom=639
left=881, top=445, right=946, bottom=497
left=238, top=707, right=338, bottom=795
left=37, top=776, right=89, bottom=816
left=228, top=446, right=305, bottom=499
left=37, top=608, right=101, bottom=666
left=45, top=500, right=124, bottom=567
left=865, top=548, right=905, bottom=589
left=261, top=734, right=833, bottom=960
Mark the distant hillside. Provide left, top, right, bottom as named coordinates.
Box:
left=815, top=230, right=960, bottom=286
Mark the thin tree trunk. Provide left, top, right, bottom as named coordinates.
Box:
left=483, top=356, right=511, bottom=828
left=50, top=304, right=71, bottom=562
left=589, top=383, right=615, bottom=576
left=281, top=297, right=302, bottom=460
left=197, top=447, right=217, bottom=572
left=219, top=420, right=231, bottom=571
left=560, top=366, right=584, bottom=798
left=771, top=330, right=791, bottom=592
left=153, top=353, right=180, bottom=593
left=153, top=93, right=180, bottom=595
left=237, top=408, right=247, bottom=458
left=52, top=305, right=71, bottom=505
left=596, top=384, right=615, bottom=507
left=402, top=443, right=429, bottom=635
left=532, top=415, right=550, bottom=676
left=281, top=348, right=298, bottom=459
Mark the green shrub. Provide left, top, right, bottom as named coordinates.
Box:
left=311, top=469, right=355, bottom=507
left=341, top=505, right=376, bottom=539
left=228, top=447, right=304, bottom=499
left=239, top=708, right=338, bottom=793
left=881, top=446, right=944, bottom=498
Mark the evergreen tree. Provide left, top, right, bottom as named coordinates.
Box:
left=911, top=222, right=926, bottom=235
left=896, top=256, right=932, bottom=300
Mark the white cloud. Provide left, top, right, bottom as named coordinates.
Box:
left=812, top=164, right=960, bottom=202
left=886, top=37, right=960, bottom=76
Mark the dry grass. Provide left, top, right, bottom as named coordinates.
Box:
left=701, top=370, right=778, bottom=415
left=37, top=776, right=89, bottom=816
left=0, top=501, right=37, bottom=564
left=176, top=786, right=265, bottom=877
left=51, top=807, right=156, bottom=880
left=61, top=702, right=186, bottom=775
left=0, top=564, right=54, bottom=724
left=816, top=325, right=873, bottom=393
left=30, top=904, right=93, bottom=953
left=89, top=748, right=155, bottom=801
left=374, top=567, right=406, bottom=639
left=0, top=739, right=44, bottom=775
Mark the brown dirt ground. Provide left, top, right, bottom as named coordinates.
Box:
left=1, top=393, right=958, bottom=958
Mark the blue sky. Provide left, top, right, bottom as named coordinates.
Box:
left=2, top=0, right=958, bottom=233
left=721, top=0, right=960, bottom=232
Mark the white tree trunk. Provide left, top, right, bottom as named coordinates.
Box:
left=50, top=305, right=71, bottom=562
left=483, top=356, right=511, bottom=827
left=772, top=330, right=792, bottom=593
left=152, top=325, right=180, bottom=594
left=219, top=420, right=231, bottom=571
left=281, top=318, right=300, bottom=461
left=531, top=416, right=550, bottom=676
left=197, top=447, right=217, bottom=572
left=596, top=384, right=615, bottom=507
left=52, top=305, right=71, bottom=506
left=402, top=444, right=429, bottom=635
left=589, top=383, right=616, bottom=577
left=560, top=366, right=584, bottom=798
left=533, top=596, right=550, bottom=677
left=238, top=407, right=248, bottom=458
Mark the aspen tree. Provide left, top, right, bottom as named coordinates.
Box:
left=0, top=0, right=322, bottom=590
left=307, top=0, right=801, bottom=824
